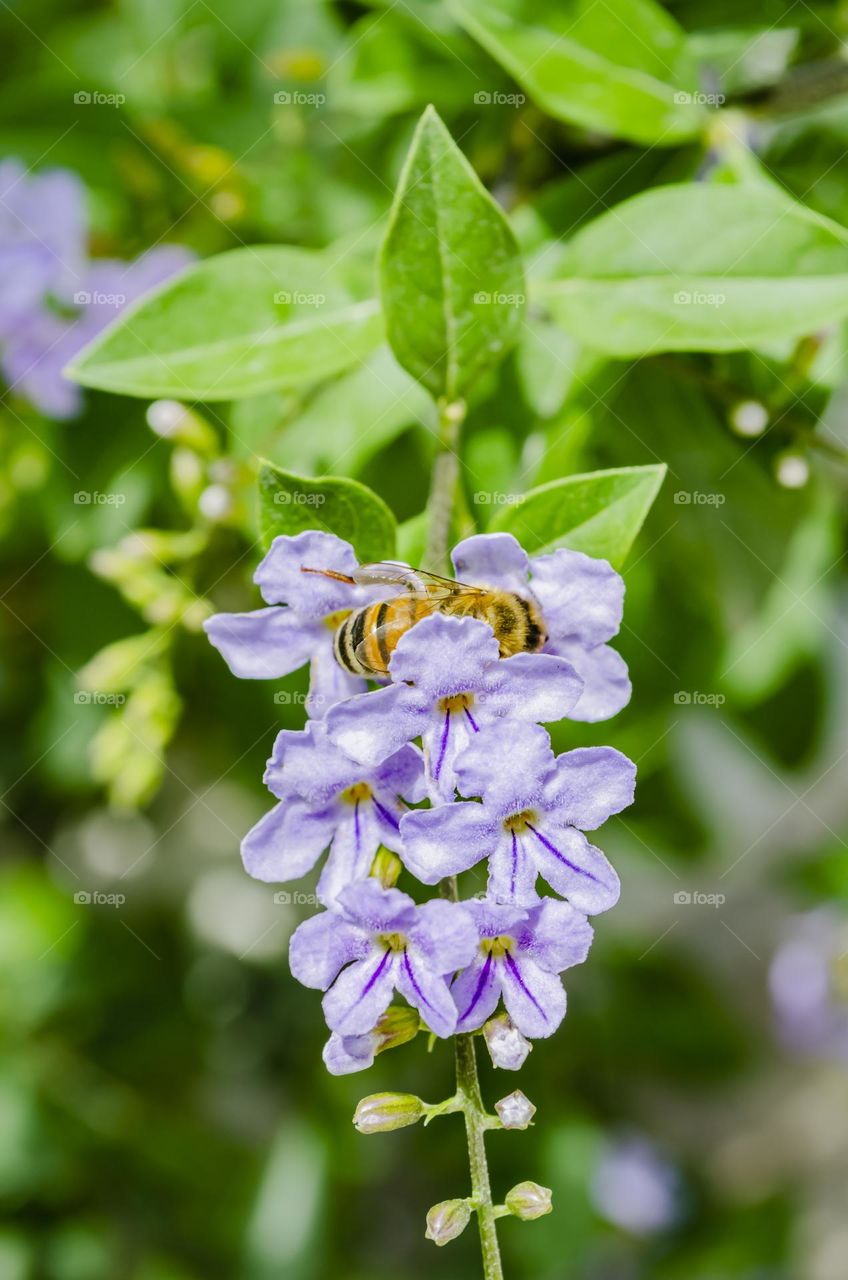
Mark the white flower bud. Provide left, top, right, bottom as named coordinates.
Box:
left=425, top=1198, right=472, bottom=1246
left=495, top=1090, right=536, bottom=1130
left=483, top=1013, right=532, bottom=1070
left=353, top=1092, right=424, bottom=1134
left=729, top=400, right=768, bottom=438
left=505, top=1180, right=553, bottom=1221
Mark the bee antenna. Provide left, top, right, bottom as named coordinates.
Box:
left=300, top=566, right=357, bottom=584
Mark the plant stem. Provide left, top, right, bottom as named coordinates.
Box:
left=423, top=398, right=467, bottom=574
left=455, top=1033, right=504, bottom=1279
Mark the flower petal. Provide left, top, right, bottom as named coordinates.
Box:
left=399, top=802, right=498, bottom=884
left=336, top=878, right=418, bottom=934
left=372, top=743, right=427, bottom=804
left=322, top=1030, right=376, bottom=1075
left=289, top=911, right=367, bottom=990
left=487, top=830, right=540, bottom=905
left=326, top=684, right=427, bottom=767
left=389, top=614, right=500, bottom=699
left=481, top=652, right=582, bottom=724
left=500, top=953, right=566, bottom=1038
left=548, top=639, right=630, bottom=722
left=307, top=646, right=366, bottom=718
left=397, top=950, right=457, bottom=1037
left=316, top=805, right=382, bottom=906
left=322, top=948, right=399, bottom=1035
left=525, top=823, right=620, bottom=914
left=254, top=531, right=359, bottom=614
left=204, top=607, right=318, bottom=679
left=265, top=721, right=362, bottom=806
left=241, top=797, right=336, bottom=882
left=452, top=954, right=502, bottom=1033
left=530, top=548, right=624, bottom=646
left=544, top=746, right=636, bottom=830
left=451, top=532, right=530, bottom=593
left=408, top=900, right=478, bottom=974
left=519, top=898, right=594, bottom=973
left=454, top=722, right=554, bottom=812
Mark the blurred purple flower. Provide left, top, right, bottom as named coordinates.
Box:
left=290, top=879, right=477, bottom=1038
left=452, top=532, right=630, bottom=721
left=591, top=1135, right=681, bottom=1235
left=400, top=722, right=633, bottom=911
left=451, top=896, right=593, bottom=1037
left=326, top=613, right=582, bottom=801
left=241, top=719, right=425, bottom=905
left=769, top=909, right=848, bottom=1060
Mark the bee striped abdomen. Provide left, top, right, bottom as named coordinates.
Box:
left=334, top=595, right=421, bottom=676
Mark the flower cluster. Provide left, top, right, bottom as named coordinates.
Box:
left=0, top=159, right=191, bottom=418
left=206, top=529, right=635, bottom=1072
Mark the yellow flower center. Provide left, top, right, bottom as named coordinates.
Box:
left=482, top=935, right=514, bottom=958
left=503, top=810, right=535, bottom=834
left=342, top=781, right=372, bottom=804
left=438, top=692, right=474, bottom=713
left=378, top=932, right=407, bottom=952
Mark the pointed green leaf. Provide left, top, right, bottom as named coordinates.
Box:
left=380, top=105, right=525, bottom=400
left=66, top=247, right=383, bottom=401
left=488, top=465, right=667, bottom=566
left=258, top=464, right=396, bottom=562
left=449, top=0, right=703, bottom=146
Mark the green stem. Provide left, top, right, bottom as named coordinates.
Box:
left=455, top=1034, right=504, bottom=1279
left=423, top=398, right=469, bottom=574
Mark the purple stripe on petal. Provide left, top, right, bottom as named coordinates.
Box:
left=526, top=822, right=601, bottom=883
left=458, top=952, right=493, bottom=1022
left=464, top=706, right=480, bottom=733
left=353, top=800, right=361, bottom=854
left=359, top=948, right=392, bottom=1000
left=504, top=952, right=548, bottom=1023
left=402, top=951, right=437, bottom=1013
left=372, top=797, right=400, bottom=831
left=433, top=709, right=451, bottom=780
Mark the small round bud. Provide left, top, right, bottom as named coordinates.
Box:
left=495, top=1090, right=536, bottom=1130
left=198, top=484, right=233, bottom=521
left=775, top=451, right=810, bottom=489
left=147, top=400, right=186, bottom=438
left=370, top=847, right=402, bottom=889
left=425, top=1198, right=472, bottom=1246
left=729, top=400, right=769, bottom=438
left=483, top=1013, right=532, bottom=1070
left=373, top=1006, right=420, bottom=1054
left=148, top=400, right=218, bottom=453
left=353, top=1092, right=424, bottom=1134
left=505, top=1180, right=553, bottom=1221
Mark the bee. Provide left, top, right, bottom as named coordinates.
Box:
left=301, top=562, right=547, bottom=678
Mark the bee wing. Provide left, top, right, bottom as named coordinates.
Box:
left=355, top=562, right=486, bottom=600
left=353, top=595, right=443, bottom=675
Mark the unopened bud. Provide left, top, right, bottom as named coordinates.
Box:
left=729, top=399, right=768, bottom=438
left=147, top=400, right=218, bottom=453
left=495, top=1090, right=536, bottom=1130
left=483, top=1013, right=532, bottom=1070
left=425, top=1198, right=472, bottom=1246
left=353, top=1092, right=424, bottom=1134
left=505, top=1180, right=553, bottom=1221
left=370, top=847, right=402, bottom=889
left=775, top=451, right=810, bottom=489
left=373, top=1006, right=420, bottom=1055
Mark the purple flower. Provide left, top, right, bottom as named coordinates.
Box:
left=326, top=613, right=582, bottom=801
left=450, top=897, right=593, bottom=1038
left=204, top=531, right=388, bottom=717
left=242, top=720, right=425, bottom=905
left=289, top=879, right=477, bottom=1038
left=400, top=722, right=634, bottom=911
left=451, top=533, right=629, bottom=722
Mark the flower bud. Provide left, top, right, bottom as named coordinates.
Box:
left=495, top=1090, right=536, bottom=1130
left=373, top=1006, right=420, bottom=1055
left=147, top=400, right=218, bottom=454
left=370, top=847, right=402, bottom=889
left=483, top=1013, right=532, bottom=1070
left=425, top=1198, right=472, bottom=1246
left=505, top=1180, right=553, bottom=1221
left=353, top=1092, right=424, bottom=1134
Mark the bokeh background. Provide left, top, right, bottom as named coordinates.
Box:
left=3, top=2, right=848, bottom=1278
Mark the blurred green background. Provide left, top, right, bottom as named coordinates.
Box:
left=2, top=1, right=848, bottom=1278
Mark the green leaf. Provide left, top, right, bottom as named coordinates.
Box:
left=258, top=463, right=397, bottom=562
left=449, top=0, right=703, bottom=147
left=380, top=105, right=525, bottom=401
left=66, top=247, right=383, bottom=401
left=539, top=184, right=848, bottom=356
left=488, top=465, right=666, bottom=566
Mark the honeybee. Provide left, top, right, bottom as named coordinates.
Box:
left=301, top=562, right=547, bottom=678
